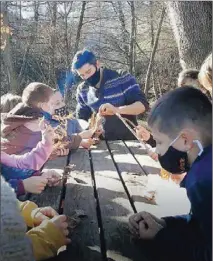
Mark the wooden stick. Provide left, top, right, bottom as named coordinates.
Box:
left=115, top=113, right=150, bottom=151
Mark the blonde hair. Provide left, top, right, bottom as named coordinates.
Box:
left=199, top=53, right=212, bottom=96
left=0, top=93, right=22, bottom=113
left=22, top=82, right=54, bottom=107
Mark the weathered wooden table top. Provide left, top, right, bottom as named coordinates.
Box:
left=29, top=140, right=190, bottom=261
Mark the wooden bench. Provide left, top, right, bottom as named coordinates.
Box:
left=28, top=140, right=190, bottom=261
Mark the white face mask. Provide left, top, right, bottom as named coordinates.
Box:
left=170, top=134, right=204, bottom=156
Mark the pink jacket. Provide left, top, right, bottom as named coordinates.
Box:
left=1, top=138, right=53, bottom=170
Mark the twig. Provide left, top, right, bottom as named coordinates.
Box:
left=115, top=113, right=150, bottom=151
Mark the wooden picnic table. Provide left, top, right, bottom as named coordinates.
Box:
left=28, top=140, right=189, bottom=261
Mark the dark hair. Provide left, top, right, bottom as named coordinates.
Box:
left=22, top=82, right=54, bottom=107
left=72, top=49, right=97, bottom=71
left=148, top=86, right=212, bottom=143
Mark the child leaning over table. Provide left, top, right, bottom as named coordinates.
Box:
left=49, top=89, right=103, bottom=149
left=1, top=175, right=70, bottom=261
left=1, top=82, right=82, bottom=157
left=129, top=87, right=212, bottom=261
left=1, top=119, right=61, bottom=196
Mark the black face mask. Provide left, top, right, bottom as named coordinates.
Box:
left=86, top=68, right=101, bottom=87
left=158, top=138, right=204, bottom=174
left=54, top=106, right=69, bottom=117
left=158, top=146, right=189, bottom=174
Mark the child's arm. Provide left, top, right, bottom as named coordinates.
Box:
left=1, top=139, right=53, bottom=171
left=155, top=181, right=212, bottom=261
left=26, top=217, right=69, bottom=261
left=26, top=221, right=65, bottom=260
left=1, top=123, right=54, bottom=170
left=19, top=200, right=39, bottom=227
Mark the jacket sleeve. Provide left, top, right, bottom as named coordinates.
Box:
left=155, top=181, right=212, bottom=261
left=1, top=138, right=53, bottom=171
left=1, top=176, right=35, bottom=261
left=26, top=220, right=66, bottom=261
left=121, top=73, right=149, bottom=111
left=19, top=200, right=39, bottom=227
left=76, top=88, right=92, bottom=121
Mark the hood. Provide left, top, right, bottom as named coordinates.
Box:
left=1, top=102, right=43, bottom=137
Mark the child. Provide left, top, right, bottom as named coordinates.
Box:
left=1, top=175, right=70, bottom=261
left=1, top=119, right=60, bottom=196
left=198, top=53, right=212, bottom=97
left=129, top=87, right=212, bottom=261
left=0, top=93, right=22, bottom=113
left=178, top=68, right=200, bottom=87
left=51, top=89, right=103, bottom=149
left=1, top=82, right=82, bottom=156
left=178, top=68, right=211, bottom=98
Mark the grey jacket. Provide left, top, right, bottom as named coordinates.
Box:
left=0, top=176, right=35, bottom=261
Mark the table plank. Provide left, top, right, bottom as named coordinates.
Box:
left=29, top=156, right=67, bottom=211
left=63, top=149, right=102, bottom=261
left=92, top=141, right=149, bottom=261
left=124, top=141, right=161, bottom=175
left=123, top=141, right=190, bottom=217
left=107, top=141, right=160, bottom=214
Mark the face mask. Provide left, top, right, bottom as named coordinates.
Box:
left=86, top=67, right=101, bottom=87
left=55, top=106, right=69, bottom=117
left=158, top=135, right=204, bottom=174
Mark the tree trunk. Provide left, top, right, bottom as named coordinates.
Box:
left=64, top=2, right=73, bottom=69
left=150, top=1, right=158, bottom=99
left=129, top=1, right=136, bottom=74
left=144, top=7, right=165, bottom=96
left=166, top=1, right=212, bottom=69
left=18, top=1, right=39, bottom=87
left=111, top=2, right=130, bottom=65
left=1, top=2, right=18, bottom=93
left=74, top=1, right=86, bottom=54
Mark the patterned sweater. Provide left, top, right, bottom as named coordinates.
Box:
left=76, top=68, right=149, bottom=140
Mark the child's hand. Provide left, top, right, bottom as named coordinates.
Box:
left=129, top=211, right=166, bottom=238
left=81, top=139, right=95, bottom=149
left=79, top=129, right=94, bottom=139
left=32, top=206, right=59, bottom=226
left=40, top=119, right=55, bottom=145
left=50, top=215, right=71, bottom=244
left=135, top=125, right=151, bottom=142
left=137, top=212, right=165, bottom=239
left=147, top=148, right=159, bottom=161
left=42, top=169, right=61, bottom=186
left=23, top=176, right=48, bottom=194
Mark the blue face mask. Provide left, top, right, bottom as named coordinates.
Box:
left=41, top=111, right=59, bottom=128
left=86, top=67, right=101, bottom=87
left=158, top=135, right=204, bottom=174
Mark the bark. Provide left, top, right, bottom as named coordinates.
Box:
left=144, top=7, right=166, bottom=96
left=74, top=1, right=86, bottom=54
left=129, top=1, right=136, bottom=74
left=166, top=1, right=212, bottom=69
left=111, top=1, right=130, bottom=65
left=1, top=2, right=18, bottom=93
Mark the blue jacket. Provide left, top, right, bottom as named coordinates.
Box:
left=1, top=164, right=37, bottom=195
left=154, top=145, right=212, bottom=261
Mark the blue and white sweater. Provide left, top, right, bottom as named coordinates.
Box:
left=76, top=68, right=149, bottom=140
